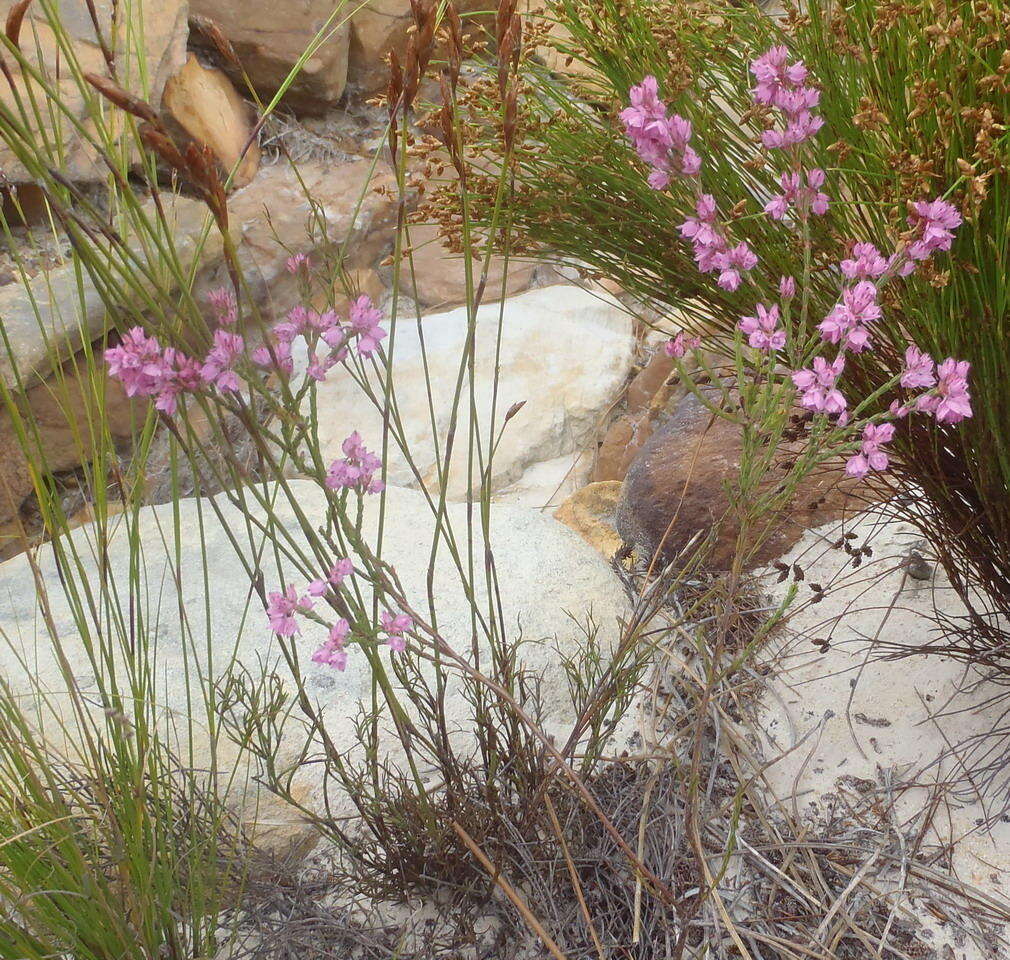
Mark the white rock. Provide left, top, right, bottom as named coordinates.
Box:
left=0, top=481, right=630, bottom=851
left=756, top=507, right=1010, bottom=910
left=300, top=285, right=635, bottom=500
left=492, top=450, right=593, bottom=510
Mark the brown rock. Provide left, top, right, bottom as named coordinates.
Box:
left=348, top=0, right=489, bottom=96
left=627, top=352, right=677, bottom=414
left=0, top=420, right=32, bottom=554
left=163, top=54, right=260, bottom=189
left=190, top=0, right=350, bottom=113
left=25, top=365, right=139, bottom=473
left=0, top=0, right=188, bottom=181
left=220, top=158, right=397, bottom=320
left=592, top=410, right=658, bottom=483
left=397, top=223, right=534, bottom=309
left=0, top=358, right=141, bottom=554
left=615, top=392, right=866, bottom=571
left=554, top=481, right=624, bottom=559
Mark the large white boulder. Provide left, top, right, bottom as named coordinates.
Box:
left=299, top=285, right=635, bottom=500
left=0, top=481, right=631, bottom=851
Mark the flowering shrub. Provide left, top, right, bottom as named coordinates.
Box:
left=105, top=279, right=413, bottom=672
left=621, top=47, right=972, bottom=484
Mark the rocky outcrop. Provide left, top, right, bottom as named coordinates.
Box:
left=0, top=480, right=631, bottom=852
left=163, top=54, right=260, bottom=188
left=348, top=0, right=489, bottom=96
left=298, top=285, right=636, bottom=500
left=189, top=0, right=350, bottom=113
left=218, top=158, right=397, bottom=320
left=0, top=0, right=188, bottom=181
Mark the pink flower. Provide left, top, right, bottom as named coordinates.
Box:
left=200, top=329, right=245, bottom=393
left=779, top=275, right=796, bottom=299
left=917, top=358, right=972, bottom=423
left=207, top=287, right=237, bottom=325
left=906, top=198, right=962, bottom=261
left=266, top=585, right=312, bottom=637
left=679, top=194, right=720, bottom=247
left=751, top=47, right=823, bottom=148
left=307, top=558, right=354, bottom=597
left=105, top=328, right=203, bottom=416
left=286, top=253, right=310, bottom=274
left=381, top=610, right=413, bottom=653
left=791, top=355, right=847, bottom=416
left=841, top=242, right=888, bottom=280
left=347, top=295, right=387, bottom=357
left=621, top=76, right=701, bottom=187
left=739, top=303, right=785, bottom=351
left=312, top=619, right=350, bottom=670
left=764, top=169, right=829, bottom=220
left=715, top=242, right=758, bottom=291
left=750, top=45, right=809, bottom=106
left=818, top=281, right=882, bottom=352
left=251, top=339, right=294, bottom=377
left=664, top=331, right=701, bottom=358
left=325, top=432, right=385, bottom=494
left=900, top=344, right=937, bottom=389
left=846, top=422, right=895, bottom=478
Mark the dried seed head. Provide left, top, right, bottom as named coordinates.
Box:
left=190, top=13, right=242, bottom=71
left=85, top=73, right=159, bottom=124
left=5, top=0, right=34, bottom=50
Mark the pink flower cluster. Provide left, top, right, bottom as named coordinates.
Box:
left=905, top=199, right=962, bottom=266
left=311, top=619, right=350, bottom=670
left=665, top=331, right=701, bottom=358
left=266, top=585, right=315, bottom=637
left=252, top=294, right=387, bottom=382
left=106, top=326, right=240, bottom=416
left=895, top=348, right=972, bottom=424
left=622, top=47, right=975, bottom=490
left=750, top=45, right=824, bottom=149
left=380, top=610, right=413, bottom=652
left=840, top=242, right=889, bottom=280
left=620, top=76, right=700, bottom=190
left=845, top=422, right=895, bottom=478
left=764, top=169, right=829, bottom=220
left=818, top=280, right=881, bottom=353
left=262, top=560, right=411, bottom=672
left=679, top=194, right=758, bottom=291
left=325, top=432, right=385, bottom=494
left=739, top=303, right=785, bottom=351
left=792, top=356, right=847, bottom=416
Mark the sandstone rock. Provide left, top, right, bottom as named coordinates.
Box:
left=163, top=54, right=260, bottom=188
left=0, top=360, right=143, bottom=556
left=615, top=392, right=865, bottom=570
left=190, top=0, right=350, bottom=113
left=626, top=352, right=677, bottom=413
left=0, top=0, right=188, bottom=182
left=0, top=195, right=233, bottom=393
left=348, top=0, right=489, bottom=97
left=755, top=508, right=1010, bottom=914
left=554, top=481, right=624, bottom=559
left=221, top=159, right=396, bottom=321
left=396, top=223, right=534, bottom=310
left=493, top=450, right=592, bottom=509
left=299, top=285, right=635, bottom=500
left=0, top=420, right=32, bottom=555
left=592, top=410, right=658, bottom=483
left=0, top=480, right=630, bottom=852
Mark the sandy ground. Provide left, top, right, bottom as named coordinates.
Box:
left=755, top=505, right=1010, bottom=956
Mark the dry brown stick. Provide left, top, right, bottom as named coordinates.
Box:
left=543, top=794, right=606, bottom=960
left=452, top=821, right=570, bottom=960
